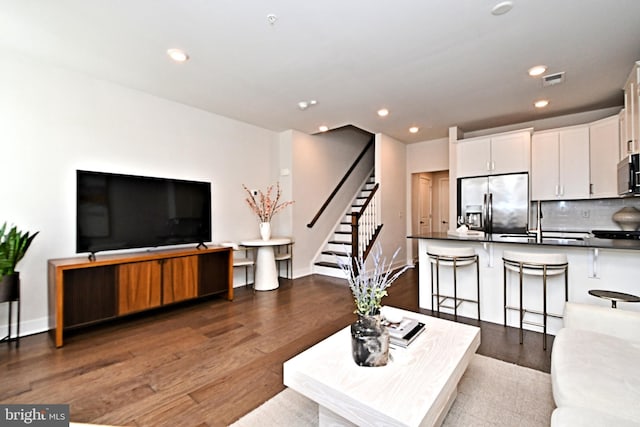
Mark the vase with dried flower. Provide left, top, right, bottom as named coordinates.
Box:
left=337, top=244, right=409, bottom=367
left=242, top=183, right=294, bottom=240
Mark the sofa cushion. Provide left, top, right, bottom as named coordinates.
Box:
left=552, top=328, right=640, bottom=423
left=551, top=407, right=640, bottom=427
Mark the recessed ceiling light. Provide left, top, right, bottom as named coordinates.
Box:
left=409, top=127, right=419, bottom=134
left=528, top=65, right=547, bottom=77
left=167, top=48, right=189, bottom=63
left=318, top=125, right=329, bottom=132
left=377, top=108, right=389, bottom=117
left=491, top=1, right=513, bottom=15
left=534, top=99, right=550, bottom=108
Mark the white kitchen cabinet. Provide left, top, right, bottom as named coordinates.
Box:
left=622, top=61, right=640, bottom=156
left=620, top=109, right=628, bottom=161
left=589, top=115, right=620, bottom=198
left=456, top=129, right=531, bottom=178
left=531, top=125, right=590, bottom=200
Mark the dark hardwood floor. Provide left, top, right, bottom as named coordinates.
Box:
left=0, top=267, right=552, bottom=426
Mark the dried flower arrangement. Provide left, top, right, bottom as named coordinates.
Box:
left=242, top=182, right=294, bottom=223
left=337, top=243, right=410, bottom=316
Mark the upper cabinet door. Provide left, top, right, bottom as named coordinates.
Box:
left=559, top=126, right=590, bottom=200
left=456, top=130, right=531, bottom=178
left=490, top=131, right=531, bottom=175
left=590, top=115, right=620, bottom=199
left=531, top=126, right=590, bottom=200
left=531, top=132, right=560, bottom=200
left=457, top=137, right=491, bottom=177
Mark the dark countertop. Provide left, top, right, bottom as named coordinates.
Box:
left=407, top=232, right=640, bottom=250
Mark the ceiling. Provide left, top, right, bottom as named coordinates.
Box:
left=2, top=0, right=640, bottom=143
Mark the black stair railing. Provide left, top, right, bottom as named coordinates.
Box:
left=307, top=137, right=374, bottom=229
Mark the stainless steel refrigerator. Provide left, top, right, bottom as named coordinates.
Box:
left=457, top=172, right=529, bottom=234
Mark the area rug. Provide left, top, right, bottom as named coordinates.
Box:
left=231, top=354, right=554, bottom=427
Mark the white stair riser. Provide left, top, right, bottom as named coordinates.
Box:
left=327, top=243, right=351, bottom=253
left=313, top=265, right=348, bottom=279
left=319, top=253, right=350, bottom=264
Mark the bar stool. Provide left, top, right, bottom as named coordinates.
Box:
left=427, top=246, right=480, bottom=321
left=503, top=251, right=568, bottom=350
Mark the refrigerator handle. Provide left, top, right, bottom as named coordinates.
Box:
left=487, top=193, right=493, bottom=234
left=482, top=193, right=488, bottom=233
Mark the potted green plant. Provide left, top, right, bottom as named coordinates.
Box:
left=0, top=222, right=39, bottom=302
left=337, top=243, right=409, bottom=367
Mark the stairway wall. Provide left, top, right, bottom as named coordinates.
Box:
left=288, top=128, right=374, bottom=278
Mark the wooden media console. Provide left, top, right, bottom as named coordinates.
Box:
left=48, top=246, right=233, bottom=347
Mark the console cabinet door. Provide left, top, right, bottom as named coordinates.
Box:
left=63, top=266, right=116, bottom=327
left=199, top=251, right=231, bottom=297
left=162, top=256, right=198, bottom=304
left=118, top=261, right=162, bottom=315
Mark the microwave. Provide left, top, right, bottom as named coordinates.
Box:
left=618, top=153, right=640, bottom=195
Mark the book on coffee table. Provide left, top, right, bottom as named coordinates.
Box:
left=387, top=317, right=426, bottom=347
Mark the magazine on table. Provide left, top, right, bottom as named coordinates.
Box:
left=386, top=317, right=426, bottom=347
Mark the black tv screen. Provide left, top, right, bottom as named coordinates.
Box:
left=76, top=170, right=211, bottom=254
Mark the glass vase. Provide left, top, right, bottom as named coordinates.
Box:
left=350, top=314, right=390, bottom=367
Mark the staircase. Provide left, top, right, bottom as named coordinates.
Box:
left=313, top=175, right=379, bottom=278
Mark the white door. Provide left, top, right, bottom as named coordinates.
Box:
left=438, top=178, right=449, bottom=232
left=419, top=176, right=432, bottom=234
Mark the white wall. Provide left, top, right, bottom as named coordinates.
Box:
left=404, top=137, right=450, bottom=262
left=376, top=134, right=408, bottom=267
left=406, top=137, right=449, bottom=174
left=0, top=54, right=279, bottom=335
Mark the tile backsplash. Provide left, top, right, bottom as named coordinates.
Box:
left=533, top=197, right=640, bottom=232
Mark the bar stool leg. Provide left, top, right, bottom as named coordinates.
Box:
left=435, top=259, right=441, bottom=317
left=453, top=258, right=458, bottom=320
left=430, top=262, right=435, bottom=314
left=476, top=256, right=481, bottom=321
left=503, top=264, right=507, bottom=327
left=519, top=263, right=524, bottom=345
left=543, top=266, right=548, bottom=351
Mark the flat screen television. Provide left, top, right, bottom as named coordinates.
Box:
left=76, top=170, right=211, bottom=254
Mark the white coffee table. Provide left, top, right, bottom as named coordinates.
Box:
left=283, top=306, right=480, bottom=426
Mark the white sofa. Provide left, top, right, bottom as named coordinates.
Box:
left=551, top=302, right=640, bottom=426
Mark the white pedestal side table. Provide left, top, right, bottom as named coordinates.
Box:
left=240, top=237, right=292, bottom=291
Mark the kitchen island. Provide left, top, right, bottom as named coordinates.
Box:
left=409, top=232, right=640, bottom=336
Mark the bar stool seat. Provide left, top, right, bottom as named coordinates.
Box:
left=503, top=250, right=568, bottom=350
left=427, top=245, right=480, bottom=321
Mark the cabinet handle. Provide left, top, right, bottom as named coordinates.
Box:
left=590, top=183, right=594, bottom=195
left=491, top=161, right=495, bottom=171
left=486, top=161, right=491, bottom=171
left=555, top=185, right=559, bottom=196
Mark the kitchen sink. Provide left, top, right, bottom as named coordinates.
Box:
left=497, top=234, right=585, bottom=244
left=542, top=237, right=584, bottom=243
